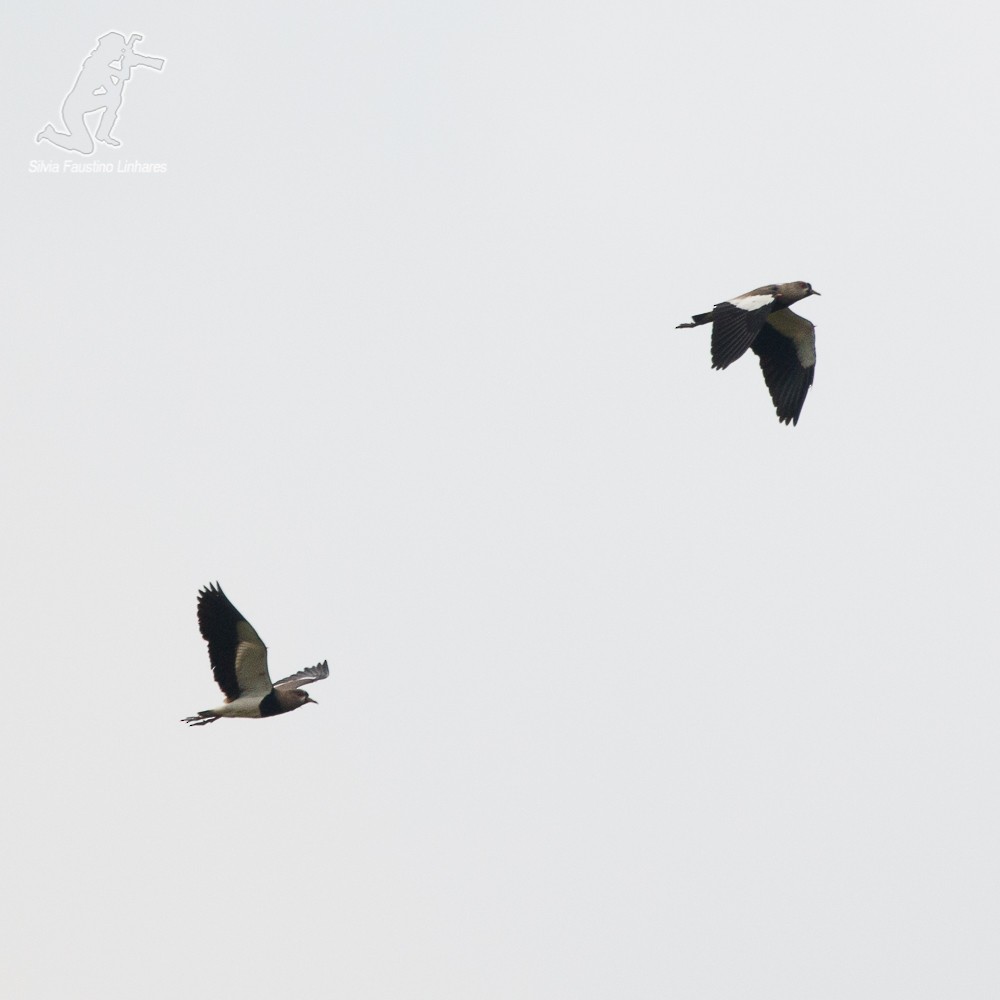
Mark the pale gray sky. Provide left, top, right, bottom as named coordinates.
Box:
left=3, top=2, right=1000, bottom=997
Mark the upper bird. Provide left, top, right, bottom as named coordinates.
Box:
left=182, top=582, right=329, bottom=726
left=677, top=281, right=820, bottom=425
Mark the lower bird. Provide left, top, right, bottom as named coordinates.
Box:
left=182, top=582, right=329, bottom=726
left=677, top=281, right=820, bottom=425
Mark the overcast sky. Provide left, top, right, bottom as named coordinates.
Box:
left=4, top=2, right=1000, bottom=997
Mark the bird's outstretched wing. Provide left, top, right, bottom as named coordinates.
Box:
left=273, top=660, right=330, bottom=691
left=710, top=288, right=779, bottom=369
left=197, top=583, right=273, bottom=700
left=751, top=309, right=816, bottom=425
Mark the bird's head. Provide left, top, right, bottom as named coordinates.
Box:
left=774, top=281, right=820, bottom=305
left=289, top=689, right=318, bottom=709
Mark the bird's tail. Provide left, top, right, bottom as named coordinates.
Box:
left=181, top=710, right=220, bottom=726
left=676, top=311, right=714, bottom=329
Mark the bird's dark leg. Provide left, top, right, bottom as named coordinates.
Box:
left=181, top=711, right=220, bottom=726
left=676, top=310, right=715, bottom=329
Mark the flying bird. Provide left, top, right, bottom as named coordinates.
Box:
left=182, top=582, right=329, bottom=726
left=677, top=281, right=820, bottom=425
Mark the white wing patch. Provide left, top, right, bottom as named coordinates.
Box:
left=233, top=638, right=272, bottom=697
left=730, top=292, right=775, bottom=312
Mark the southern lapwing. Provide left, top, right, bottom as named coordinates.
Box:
left=677, top=281, right=820, bottom=425
left=182, top=582, right=329, bottom=726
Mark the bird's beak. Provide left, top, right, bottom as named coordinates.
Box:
left=305, top=694, right=318, bottom=705
left=811, top=289, right=821, bottom=296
